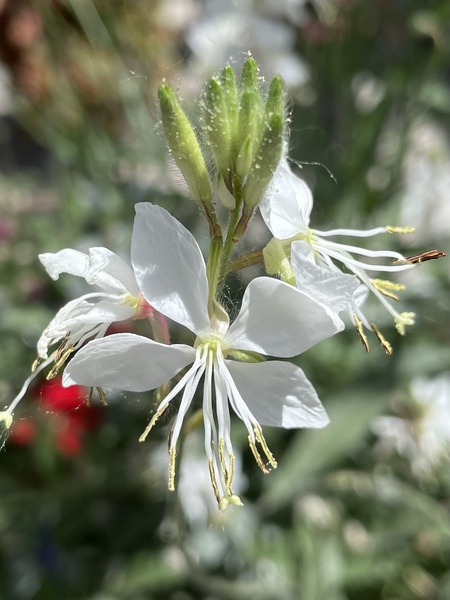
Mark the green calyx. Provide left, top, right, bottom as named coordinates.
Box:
left=263, top=238, right=296, bottom=285
left=158, top=85, right=219, bottom=234
left=203, top=58, right=285, bottom=199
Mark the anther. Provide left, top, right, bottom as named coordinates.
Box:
left=354, top=314, right=369, bottom=353
left=370, top=323, right=393, bottom=355
left=139, top=405, right=169, bottom=442
left=168, top=446, right=177, bottom=491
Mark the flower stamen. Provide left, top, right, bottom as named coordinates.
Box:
left=354, top=313, right=370, bottom=352
left=370, top=323, right=393, bottom=355
left=168, top=446, right=177, bottom=491
left=254, top=424, right=277, bottom=469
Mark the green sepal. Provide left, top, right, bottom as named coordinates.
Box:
left=236, top=135, right=253, bottom=179
left=158, top=84, right=213, bottom=206
left=217, top=172, right=236, bottom=211
left=240, top=56, right=259, bottom=92
left=227, top=349, right=266, bottom=363
left=203, top=77, right=231, bottom=176
left=263, top=237, right=295, bottom=284
left=235, top=90, right=264, bottom=169
left=221, top=65, right=238, bottom=142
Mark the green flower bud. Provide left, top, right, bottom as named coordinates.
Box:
left=217, top=172, right=236, bottom=211
left=234, top=89, right=264, bottom=176
left=203, top=77, right=231, bottom=176
left=233, top=76, right=286, bottom=239
left=235, top=135, right=253, bottom=179
left=158, top=84, right=213, bottom=206
left=240, top=56, right=259, bottom=92
left=221, top=65, right=238, bottom=142
left=263, top=238, right=295, bottom=284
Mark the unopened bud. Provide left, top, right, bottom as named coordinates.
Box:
left=221, top=65, right=238, bottom=142
left=217, top=173, right=236, bottom=211
left=235, top=90, right=264, bottom=171
left=236, top=136, right=253, bottom=179
left=204, top=77, right=231, bottom=176
left=158, top=85, right=213, bottom=206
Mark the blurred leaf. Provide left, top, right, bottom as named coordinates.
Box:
left=264, top=393, right=388, bottom=506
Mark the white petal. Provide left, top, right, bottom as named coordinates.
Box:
left=86, top=248, right=139, bottom=295
left=225, top=277, right=343, bottom=358
left=63, top=333, right=195, bottom=391
left=131, top=203, right=210, bottom=334
left=260, top=160, right=313, bottom=239
left=39, top=249, right=89, bottom=280
left=226, top=360, right=329, bottom=428
left=291, top=240, right=359, bottom=312
left=68, top=299, right=135, bottom=324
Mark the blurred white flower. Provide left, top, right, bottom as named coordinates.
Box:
left=185, top=0, right=310, bottom=89
left=372, top=374, right=450, bottom=477
left=400, top=119, right=450, bottom=245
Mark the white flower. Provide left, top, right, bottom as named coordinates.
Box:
left=260, top=159, right=417, bottom=352
left=185, top=1, right=309, bottom=90
left=372, top=374, right=450, bottom=477
left=0, top=246, right=153, bottom=431
left=63, top=202, right=343, bottom=508
left=37, top=247, right=151, bottom=375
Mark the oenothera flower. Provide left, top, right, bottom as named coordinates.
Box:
left=0, top=247, right=153, bottom=433
left=64, top=203, right=344, bottom=508
left=37, top=247, right=152, bottom=375
left=261, top=159, right=417, bottom=353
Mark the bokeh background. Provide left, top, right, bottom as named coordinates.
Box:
left=1, top=1, right=449, bottom=599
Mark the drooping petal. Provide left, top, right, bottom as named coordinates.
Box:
left=226, top=360, right=329, bottom=429
left=131, top=203, right=210, bottom=335
left=86, top=248, right=139, bottom=295
left=39, top=249, right=89, bottom=280
left=291, top=240, right=359, bottom=313
left=260, top=159, right=313, bottom=239
left=225, top=277, right=343, bottom=358
left=63, top=333, right=195, bottom=392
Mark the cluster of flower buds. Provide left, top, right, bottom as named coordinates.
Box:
left=1, top=57, right=445, bottom=509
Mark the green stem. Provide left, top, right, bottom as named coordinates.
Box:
left=205, top=235, right=224, bottom=317
left=217, top=177, right=244, bottom=290
left=226, top=249, right=264, bottom=274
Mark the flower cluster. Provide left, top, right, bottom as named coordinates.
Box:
left=0, top=58, right=445, bottom=508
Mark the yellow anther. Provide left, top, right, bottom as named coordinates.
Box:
left=46, top=346, right=75, bottom=380
left=139, top=404, right=169, bottom=442
left=386, top=226, right=415, bottom=234
left=371, top=279, right=406, bottom=302
left=226, top=454, right=236, bottom=497
left=97, top=387, right=107, bottom=406
left=55, top=332, right=71, bottom=361
left=248, top=434, right=270, bottom=474
left=394, top=312, right=415, bottom=335
left=254, top=424, right=277, bottom=469
left=370, top=323, right=393, bottom=356
left=354, top=313, right=369, bottom=353
left=208, top=459, right=222, bottom=506
left=31, top=358, right=41, bottom=373
left=168, top=446, right=177, bottom=491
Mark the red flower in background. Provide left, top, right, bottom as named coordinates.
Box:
left=9, top=377, right=103, bottom=456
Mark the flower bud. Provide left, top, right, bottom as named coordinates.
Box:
left=234, top=76, right=286, bottom=239
left=203, top=77, right=231, bottom=177
left=221, top=65, right=238, bottom=144
left=158, top=84, right=213, bottom=206
left=217, top=172, right=236, bottom=211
